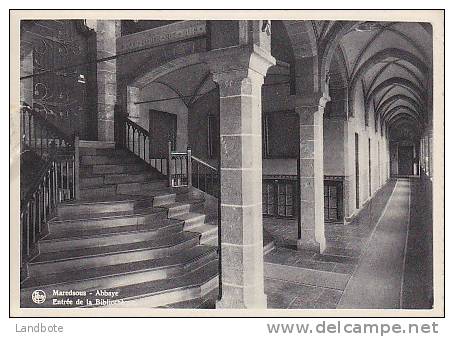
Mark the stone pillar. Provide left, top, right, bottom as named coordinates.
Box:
left=96, top=20, right=119, bottom=142
left=208, top=46, right=275, bottom=309
left=296, top=95, right=329, bottom=253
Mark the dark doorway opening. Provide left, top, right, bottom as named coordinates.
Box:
left=149, top=110, right=177, bottom=157
left=368, top=138, right=372, bottom=197
left=398, top=145, right=414, bottom=176
left=355, top=133, right=360, bottom=209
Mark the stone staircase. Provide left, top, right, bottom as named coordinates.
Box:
left=20, top=142, right=219, bottom=308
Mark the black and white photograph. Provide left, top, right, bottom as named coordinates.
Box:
left=9, top=10, right=444, bottom=317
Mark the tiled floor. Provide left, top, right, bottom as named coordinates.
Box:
left=265, top=278, right=343, bottom=309
left=165, top=178, right=423, bottom=309
left=263, top=180, right=398, bottom=309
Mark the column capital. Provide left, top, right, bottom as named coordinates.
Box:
left=205, top=45, right=276, bottom=82
left=291, top=91, right=331, bottom=112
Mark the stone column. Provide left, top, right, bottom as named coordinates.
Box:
left=96, top=20, right=119, bottom=142
left=208, top=47, right=275, bottom=309
left=296, top=95, right=329, bottom=253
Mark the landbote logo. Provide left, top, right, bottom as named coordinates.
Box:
left=31, top=290, right=46, bottom=304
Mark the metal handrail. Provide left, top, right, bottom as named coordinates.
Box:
left=191, top=155, right=218, bottom=172
left=21, top=105, right=75, bottom=148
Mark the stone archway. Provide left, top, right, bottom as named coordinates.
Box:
left=125, top=53, right=210, bottom=152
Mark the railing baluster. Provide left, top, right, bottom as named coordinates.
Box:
left=20, top=108, right=81, bottom=277
left=47, top=171, right=51, bottom=215
left=52, top=162, right=57, bottom=206
left=31, top=195, right=36, bottom=246
left=45, top=127, right=49, bottom=153
left=74, top=136, right=79, bottom=200
left=138, top=132, right=141, bottom=158
left=187, top=148, right=192, bottom=187
left=197, top=162, right=200, bottom=188
left=132, top=128, right=135, bottom=154
left=72, top=155, right=76, bottom=199
left=39, top=122, right=43, bottom=157
left=167, top=141, right=172, bottom=187
left=65, top=159, right=69, bottom=200
left=59, top=161, right=63, bottom=202
left=33, top=116, right=37, bottom=152
left=42, top=181, right=47, bottom=226
left=25, top=203, right=30, bottom=257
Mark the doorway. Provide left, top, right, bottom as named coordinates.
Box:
left=355, top=133, right=360, bottom=209
left=398, top=146, right=414, bottom=176
left=149, top=109, right=177, bottom=157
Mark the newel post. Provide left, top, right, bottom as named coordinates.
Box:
left=167, top=140, right=172, bottom=187
left=187, top=147, right=192, bottom=187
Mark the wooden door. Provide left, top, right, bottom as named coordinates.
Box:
left=149, top=109, right=177, bottom=157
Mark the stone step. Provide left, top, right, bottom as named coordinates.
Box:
left=124, top=185, right=189, bottom=197
left=48, top=207, right=168, bottom=234
left=57, top=196, right=155, bottom=217
left=161, top=288, right=218, bottom=309
left=158, top=199, right=205, bottom=218
left=29, top=231, right=200, bottom=276
left=201, top=236, right=218, bottom=247
left=79, top=147, right=120, bottom=156
left=80, top=154, right=139, bottom=166
left=80, top=172, right=164, bottom=188
left=39, top=219, right=184, bottom=253
left=57, top=187, right=181, bottom=216
left=96, top=259, right=218, bottom=308
left=103, top=172, right=162, bottom=184
left=79, top=140, right=115, bottom=149
left=80, top=185, right=117, bottom=199
left=172, top=212, right=207, bottom=230
left=80, top=176, right=105, bottom=188
left=23, top=259, right=218, bottom=308
left=189, top=222, right=218, bottom=243
left=116, top=180, right=168, bottom=194
left=81, top=163, right=148, bottom=176
left=21, top=246, right=217, bottom=306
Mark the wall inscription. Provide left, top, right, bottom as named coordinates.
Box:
left=117, top=20, right=206, bottom=53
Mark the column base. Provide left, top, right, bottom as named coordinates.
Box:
left=216, top=289, right=267, bottom=309
left=297, top=231, right=326, bottom=253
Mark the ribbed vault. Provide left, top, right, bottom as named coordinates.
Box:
left=283, top=20, right=432, bottom=141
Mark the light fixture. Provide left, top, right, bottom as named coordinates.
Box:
left=77, top=74, right=86, bottom=84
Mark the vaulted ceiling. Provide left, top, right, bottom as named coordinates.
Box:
left=314, top=21, right=432, bottom=140
left=137, top=20, right=432, bottom=142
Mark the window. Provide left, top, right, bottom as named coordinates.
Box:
left=263, top=176, right=344, bottom=222
left=324, top=179, right=344, bottom=222
left=263, top=112, right=299, bottom=158
left=262, top=178, right=296, bottom=218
